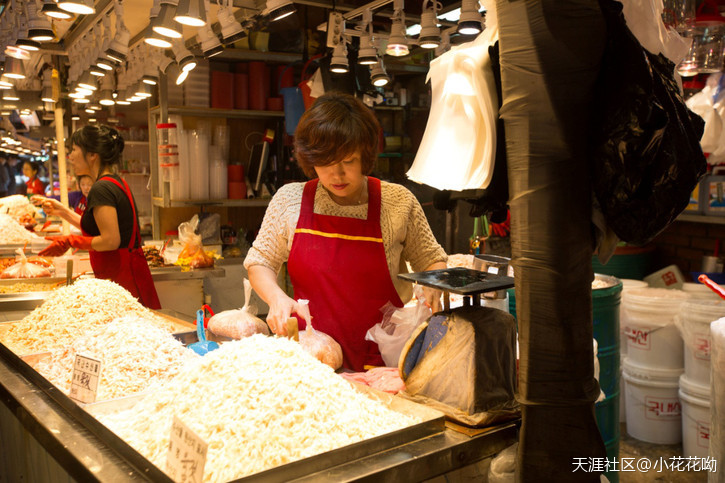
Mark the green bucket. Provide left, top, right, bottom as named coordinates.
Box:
left=592, top=245, right=654, bottom=281
left=603, top=438, right=620, bottom=483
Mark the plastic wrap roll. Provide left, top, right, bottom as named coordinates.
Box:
left=189, top=129, right=209, bottom=200
left=209, top=146, right=228, bottom=199
left=711, top=318, right=725, bottom=481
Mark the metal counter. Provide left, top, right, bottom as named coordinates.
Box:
left=0, top=341, right=518, bottom=482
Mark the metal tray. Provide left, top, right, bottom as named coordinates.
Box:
left=85, top=381, right=445, bottom=482
left=399, top=267, right=514, bottom=295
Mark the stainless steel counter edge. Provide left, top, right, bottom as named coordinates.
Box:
left=0, top=344, right=173, bottom=482
left=149, top=266, right=225, bottom=281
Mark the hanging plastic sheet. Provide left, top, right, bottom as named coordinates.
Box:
left=686, top=74, right=725, bottom=164
left=407, top=0, right=498, bottom=191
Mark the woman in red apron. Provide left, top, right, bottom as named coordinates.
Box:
left=39, top=125, right=160, bottom=309
left=22, top=161, right=45, bottom=195
left=246, top=93, right=446, bottom=371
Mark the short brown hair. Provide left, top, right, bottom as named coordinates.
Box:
left=294, top=92, right=379, bottom=178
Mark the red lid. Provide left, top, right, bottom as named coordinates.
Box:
left=165, top=230, right=179, bottom=236
left=683, top=79, right=706, bottom=90
left=156, top=123, right=177, bottom=129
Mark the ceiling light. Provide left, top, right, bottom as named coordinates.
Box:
left=77, top=71, right=98, bottom=90
left=386, top=16, right=409, bottom=56
left=89, top=101, right=101, bottom=110
left=71, top=114, right=80, bottom=120
left=330, top=42, right=349, bottom=73
left=457, top=0, right=482, bottom=35
left=90, top=64, right=106, bottom=76
left=115, top=89, right=131, bottom=105
left=0, top=84, right=9, bottom=91
left=74, top=87, right=93, bottom=96
left=85, top=108, right=95, bottom=114
left=419, top=1, right=440, bottom=49
left=154, top=0, right=183, bottom=39
left=370, top=59, right=390, bottom=87
left=73, top=97, right=90, bottom=103
left=176, top=68, right=189, bottom=85
left=27, top=1, right=56, bottom=41
left=144, top=25, right=173, bottom=48
left=172, top=41, right=197, bottom=72
left=174, top=0, right=206, bottom=26
left=135, top=82, right=153, bottom=98
left=217, top=6, right=245, bottom=44
left=16, top=38, right=41, bottom=52
left=96, top=57, right=114, bottom=71
left=58, top=0, right=95, bottom=15
left=3, top=57, right=25, bottom=79
left=198, top=23, right=223, bottom=58
left=41, top=87, right=54, bottom=102
left=358, top=34, right=377, bottom=65
left=89, top=118, right=97, bottom=122
left=99, top=89, right=115, bottom=105
left=69, top=91, right=87, bottom=98
left=5, top=46, right=31, bottom=60
left=3, top=87, right=20, bottom=101
left=0, top=77, right=13, bottom=88
left=266, top=0, right=295, bottom=22
left=42, top=0, right=73, bottom=19
left=106, top=12, right=130, bottom=63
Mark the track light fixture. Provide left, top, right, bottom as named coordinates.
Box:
left=3, top=87, right=20, bottom=101
left=106, top=2, right=130, bottom=62
left=386, top=0, right=408, bottom=57
left=174, top=0, right=206, bottom=27
left=27, top=0, right=56, bottom=41
left=42, top=0, right=73, bottom=19
left=175, top=64, right=189, bottom=85
left=217, top=2, right=245, bottom=45
left=3, top=57, right=26, bottom=79
left=457, top=0, right=482, bottom=35
left=172, top=40, right=196, bottom=72
left=41, top=68, right=54, bottom=102
left=419, top=0, right=441, bottom=49
left=358, top=9, right=377, bottom=65
left=330, top=42, right=349, bottom=73
left=198, top=22, right=223, bottom=58
left=58, top=0, right=95, bottom=15
left=77, top=71, right=98, bottom=91
left=370, top=58, right=390, bottom=87
left=265, top=0, right=295, bottom=22
left=154, top=0, right=183, bottom=39
left=145, top=0, right=173, bottom=47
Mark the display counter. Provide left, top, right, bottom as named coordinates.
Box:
left=0, top=341, right=518, bottom=482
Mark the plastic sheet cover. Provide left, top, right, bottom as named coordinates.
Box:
left=398, top=306, right=518, bottom=426
left=406, top=0, right=498, bottom=191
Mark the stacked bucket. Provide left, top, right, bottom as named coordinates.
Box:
left=711, top=319, right=725, bottom=477
left=621, top=288, right=692, bottom=445
left=675, top=295, right=725, bottom=459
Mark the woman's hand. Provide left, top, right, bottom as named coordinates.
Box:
left=265, top=294, right=311, bottom=336
left=31, top=196, right=62, bottom=216
left=421, top=286, right=443, bottom=313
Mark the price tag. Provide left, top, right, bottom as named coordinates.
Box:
left=166, top=416, right=207, bottom=483
left=69, top=354, right=102, bottom=404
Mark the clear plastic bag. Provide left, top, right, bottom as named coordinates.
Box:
left=208, top=279, right=270, bottom=339
left=365, top=286, right=432, bottom=367
left=299, top=321, right=343, bottom=370
left=176, top=216, right=214, bottom=269
left=1, top=248, right=52, bottom=279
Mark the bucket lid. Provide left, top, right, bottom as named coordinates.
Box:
left=621, top=279, right=648, bottom=290
left=681, top=299, right=725, bottom=321
left=679, top=374, right=710, bottom=399
left=623, top=287, right=690, bottom=313
left=622, top=357, right=684, bottom=381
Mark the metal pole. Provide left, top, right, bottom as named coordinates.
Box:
left=52, top=69, right=70, bottom=236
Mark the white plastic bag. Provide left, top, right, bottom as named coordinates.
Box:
left=365, top=287, right=431, bottom=367
left=686, top=74, right=725, bottom=164
left=619, top=0, right=691, bottom=66
left=1, top=248, right=52, bottom=279
left=207, top=279, right=269, bottom=339
left=176, top=216, right=214, bottom=268
left=407, top=0, right=498, bottom=191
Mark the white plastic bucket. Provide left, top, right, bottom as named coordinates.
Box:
left=622, top=288, right=689, bottom=369
left=711, top=319, right=725, bottom=476
left=622, top=357, right=683, bottom=444
left=682, top=282, right=721, bottom=300
left=619, top=280, right=649, bottom=357
left=679, top=374, right=711, bottom=459
left=676, top=299, right=725, bottom=386
left=620, top=353, right=627, bottom=423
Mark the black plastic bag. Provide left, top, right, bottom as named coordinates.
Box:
left=591, top=0, right=706, bottom=246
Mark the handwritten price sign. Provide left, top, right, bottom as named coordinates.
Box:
left=69, top=354, right=102, bottom=404
left=166, top=416, right=208, bottom=483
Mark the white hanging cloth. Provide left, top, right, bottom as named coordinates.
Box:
left=407, top=0, right=499, bottom=191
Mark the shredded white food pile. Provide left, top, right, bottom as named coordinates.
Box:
left=36, top=317, right=199, bottom=400
left=94, top=335, right=419, bottom=482
left=0, top=282, right=55, bottom=293
left=0, top=213, right=35, bottom=244
left=592, top=279, right=615, bottom=289
left=447, top=253, right=475, bottom=269
left=0, top=279, right=182, bottom=354
left=0, top=195, right=37, bottom=220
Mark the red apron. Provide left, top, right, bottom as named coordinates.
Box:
left=82, top=176, right=161, bottom=310
left=74, top=195, right=87, bottom=216
left=287, top=177, right=403, bottom=371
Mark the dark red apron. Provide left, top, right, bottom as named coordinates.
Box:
left=287, top=177, right=403, bottom=371
left=82, top=176, right=161, bottom=310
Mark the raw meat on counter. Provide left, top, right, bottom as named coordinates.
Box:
left=341, top=367, right=406, bottom=394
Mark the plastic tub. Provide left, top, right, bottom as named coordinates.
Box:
left=711, top=319, right=725, bottom=474
left=679, top=374, right=710, bottom=459
left=622, top=357, right=683, bottom=444
left=622, top=287, right=689, bottom=369
left=676, top=299, right=725, bottom=385
left=682, top=282, right=721, bottom=300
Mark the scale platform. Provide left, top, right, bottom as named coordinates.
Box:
left=398, top=267, right=514, bottom=312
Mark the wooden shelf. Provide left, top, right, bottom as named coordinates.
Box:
left=210, top=49, right=302, bottom=64
left=124, top=141, right=149, bottom=146
left=676, top=213, right=725, bottom=225
left=152, top=197, right=270, bottom=208
left=149, top=106, right=285, bottom=119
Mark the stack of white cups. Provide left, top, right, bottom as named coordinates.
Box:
left=621, top=287, right=689, bottom=444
